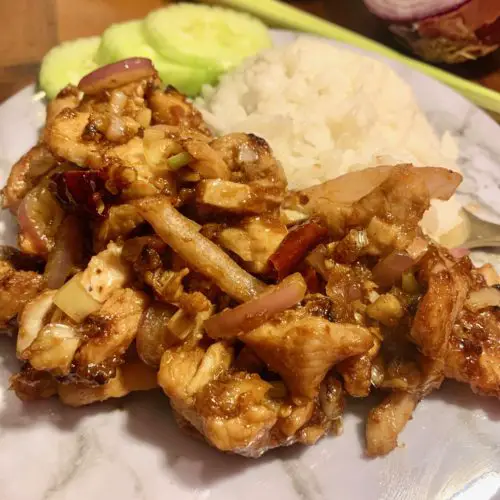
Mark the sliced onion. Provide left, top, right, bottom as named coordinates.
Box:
left=465, top=287, right=500, bottom=312
left=204, top=274, right=307, bottom=339
left=78, top=58, right=155, bottom=95
left=449, top=247, right=470, bottom=260
left=372, top=251, right=415, bottom=287
left=363, top=0, right=471, bottom=22
left=137, top=302, right=177, bottom=368
left=45, top=215, right=84, bottom=289
left=17, top=185, right=65, bottom=257
left=17, top=290, right=57, bottom=357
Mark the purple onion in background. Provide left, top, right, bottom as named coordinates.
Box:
left=363, top=0, right=500, bottom=63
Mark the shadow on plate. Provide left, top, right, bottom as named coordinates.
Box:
left=427, top=380, right=500, bottom=422
left=124, top=389, right=308, bottom=488
left=0, top=334, right=306, bottom=488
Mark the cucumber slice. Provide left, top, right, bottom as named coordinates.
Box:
left=95, top=20, right=159, bottom=65
left=39, top=37, right=100, bottom=100
left=95, top=20, right=217, bottom=96
left=145, top=3, right=272, bottom=72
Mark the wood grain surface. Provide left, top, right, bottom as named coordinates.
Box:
left=0, top=0, right=499, bottom=103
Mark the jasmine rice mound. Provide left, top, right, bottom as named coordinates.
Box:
left=197, top=36, right=464, bottom=242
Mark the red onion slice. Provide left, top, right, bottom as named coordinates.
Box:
left=45, top=215, right=85, bottom=289
left=17, top=185, right=65, bottom=257
left=78, top=58, right=155, bottom=95
left=363, top=0, right=471, bottom=22
left=372, top=251, right=415, bottom=287
left=449, top=247, right=470, bottom=260
left=204, top=274, right=307, bottom=339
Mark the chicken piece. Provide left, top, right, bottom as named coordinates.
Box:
left=23, top=323, right=81, bottom=376
left=147, top=86, right=211, bottom=136
left=337, top=336, right=381, bottom=397
left=411, top=247, right=471, bottom=359
left=2, top=145, right=56, bottom=212
left=348, top=166, right=433, bottom=254
left=93, top=204, right=144, bottom=252
left=44, top=108, right=98, bottom=166
left=196, top=179, right=257, bottom=213
left=10, top=365, right=58, bottom=401
left=297, top=376, right=346, bottom=445
left=210, top=133, right=287, bottom=210
left=158, top=342, right=233, bottom=409
left=446, top=307, right=500, bottom=397
left=58, top=362, right=157, bottom=407
left=217, top=216, right=287, bottom=273
left=183, top=139, right=230, bottom=180
left=366, top=391, right=418, bottom=457
left=0, top=260, right=45, bottom=328
left=275, top=400, right=315, bottom=437
left=145, top=267, right=211, bottom=315
left=295, top=165, right=461, bottom=240
left=74, top=288, right=149, bottom=381
left=106, top=137, right=174, bottom=200
left=46, top=85, right=80, bottom=125
left=243, top=311, right=373, bottom=399
left=194, top=372, right=279, bottom=455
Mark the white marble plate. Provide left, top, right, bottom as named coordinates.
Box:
left=0, top=30, right=500, bottom=500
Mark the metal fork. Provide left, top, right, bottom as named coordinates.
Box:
left=460, top=210, right=500, bottom=249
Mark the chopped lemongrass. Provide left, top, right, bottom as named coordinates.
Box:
left=167, top=152, right=192, bottom=171
left=402, top=270, right=420, bottom=294
left=53, top=273, right=101, bottom=323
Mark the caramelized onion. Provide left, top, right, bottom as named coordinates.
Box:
left=372, top=251, right=415, bottom=287
left=134, top=196, right=267, bottom=302
left=298, top=165, right=462, bottom=216
left=78, top=58, right=155, bottom=95
left=45, top=215, right=85, bottom=289
left=17, top=184, right=65, bottom=257
left=269, top=219, right=328, bottom=280
left=449, top=247, right=470, bottom=260
left=137, top=302, right=177, bottom=368
left=204, top=274, right=307, bottom=339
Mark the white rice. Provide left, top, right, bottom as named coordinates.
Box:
left=197, top=36, right=463, bottom=241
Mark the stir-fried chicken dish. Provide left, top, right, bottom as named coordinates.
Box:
left=2, top=57, right=499, bottom=458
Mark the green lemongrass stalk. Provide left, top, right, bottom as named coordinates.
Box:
left=167, top=151, right=193, bottom=170
left=204, top=0, right=500, bottom=114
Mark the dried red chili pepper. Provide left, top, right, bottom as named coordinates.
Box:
left=269, top=219, right=328, bottom=280
left=50, top=170, right=113, bottom=217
